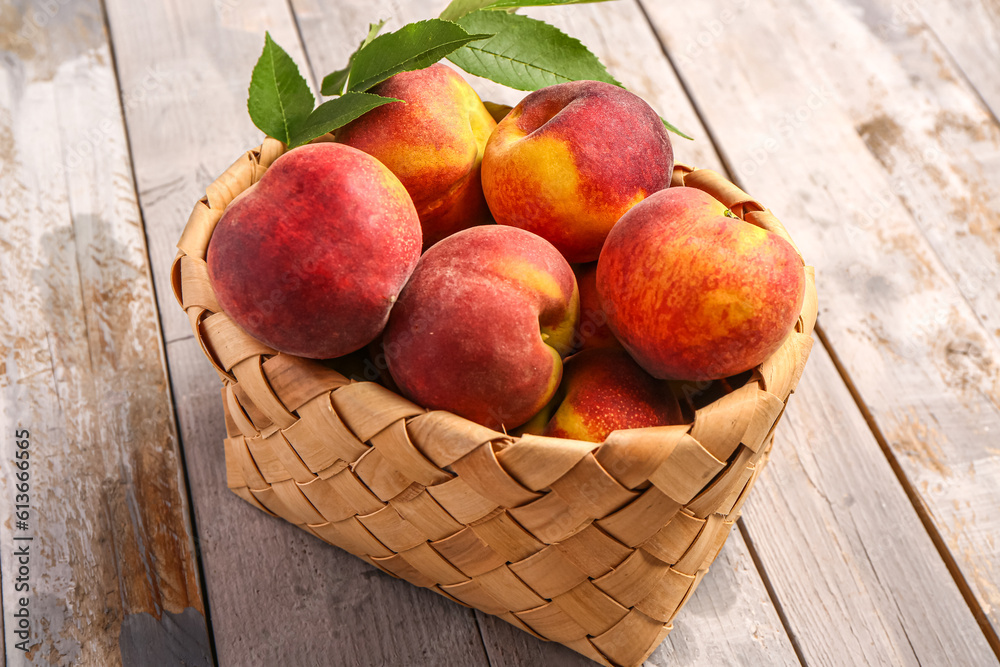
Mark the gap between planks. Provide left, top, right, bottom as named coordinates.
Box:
left=95, top=0, right=221, bottom=662
left=815, top=324, right=1000, bottom=659
left=734, top=518, right=808, bottom=667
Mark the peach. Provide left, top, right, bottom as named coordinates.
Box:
left=482, top=80, right=673, bottom=262
left=572, top=262, right=621, bottom=352
left=336, top=64, right=496, bottom=248
left=598, top=186, right=805, bottom=380
left=542, top=348, right=684, bottom=442
left=207, top=143, right=421, bottom=359
left=384, top=226, right=579, bottom=430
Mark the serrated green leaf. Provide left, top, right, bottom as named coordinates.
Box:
left=661, top=116, right=693, bottom=140
left=485, top=0, right=617, bottom=9
left=362, top=19, right=389, bottom=48
left=346, top=19, right=493, bottom=93
left=447, top=11, right=621, bottom=91
left=321, top=20, right=388, bottom=96
left=287, top=92, right=400, bottom=148
left=248, top=32, right=315, bottom=144
left=441, top=0, right=615, bottom=19
left=321, top=65, right=353, bottom=97
left=440, top=0, right=496, bottom=20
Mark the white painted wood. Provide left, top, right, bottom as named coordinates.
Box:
left=750, top=345, right=997, bottom=665
left=99, top=0, right=491, bottom=664
left=766, top=0, right=1000, bottom=351
left=0, top=1, right=210, bottom=664
left=642, top=0, right=1000, bottom=652
left=912, top=0, right=1000, bottom=123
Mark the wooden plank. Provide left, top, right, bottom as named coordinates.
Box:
left=641, top=0, right=1000, bottom=651
left=748, top=345, right=997, bottom=665
left=286, top=0, right=801, bottom=664
left=606, top=1, right=998, bottom=660
left=779, top=0, right=1000, bottom=351
left=913, top=0, right=1000, bottom=124
left=98, top=0, right=491, bottom=663
left=0, top=1, right=210, bottom=664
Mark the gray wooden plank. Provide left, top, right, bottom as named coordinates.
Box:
left=286, top=0, right=802, bottom=664
left=749, top=345, right=997, bottom=666
left=641, top=0, right=1000, bottom=654
left=779, top=0, right=1000, bottom=354
left=0, top=0, right=210, bottom=664
left=911, top=0, right=1000, bottom=124
left=98, top=0, right=491, bottom=664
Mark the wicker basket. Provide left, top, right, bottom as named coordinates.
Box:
left=171, top=137, right=817, bottom=667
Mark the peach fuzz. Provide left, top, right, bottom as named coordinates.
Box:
left=336, top=64, right=496, bottom=248
left=598, top=186, right=805, bottom=380
left=383, top=226, right=579, bottom=430
left=207, top=143, right=421, bottom=359
left=481, top=80, right=673, bottom=263
left=542, top=348, right=684, bottom=442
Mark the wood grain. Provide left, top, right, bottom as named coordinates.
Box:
left=641, top=0, right=1000, bottom=650
left=749, top=345, right=997, bottom=665
left=0, top=0, right=209, bottom=664
left=780, top=0, right=1000, bottom=351
left=915, top=0, right=1000, bottom=123
left=98, top=0, right=491, bottom=664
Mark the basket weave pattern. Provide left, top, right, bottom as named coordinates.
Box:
left=171, top=138, right=817, bottom=667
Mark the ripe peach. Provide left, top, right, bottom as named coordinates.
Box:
left=542, top=348, right=684, bottom=442
left=481, top=80, right=673, bottom=262
left=384, top=226, right=579, bottom=430
left=598, top=186, right=805, bottom=380
left=336, top=64, right=496, bottom=248
left=207, top=143, right=421, bottom=359
left=572, top=262, right=621, bottom=352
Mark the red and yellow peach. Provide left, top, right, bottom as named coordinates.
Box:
left=542, top=348, right=684, bottom=442
left=481, top=80, right=673, bottom=262
left=336, top=63, right=496, bottom=248
left=598, top=186, right=805, bottom=380
left=207, top=142, right=421, bottom=359
left=384, top=225, right=579, bottom=430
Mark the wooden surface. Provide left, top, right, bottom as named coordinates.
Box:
left=0, top=0, right=210, bottom=665
left=0, top=0, right=997, bottom=665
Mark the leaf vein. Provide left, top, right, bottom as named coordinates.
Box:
left=462, top=44, right=573, bottom=82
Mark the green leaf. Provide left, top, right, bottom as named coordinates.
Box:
left=484, top=0, right=617, bottom=9
left=440, top=0, right=496, bottom=20
left=248, top=32, right=315, bottom=144
left=345, top=19, right=493, bottom=93
left=361, top=20, right=388, bottom=48
left=447, top=11, right=621, bottom=91
left=321, top=20, right=387, bottom=96
left=440, top=0, right=616, bottom=19
left=661, top=116, right=693, bottom=140
left=287, top=92, right=400, bottom=148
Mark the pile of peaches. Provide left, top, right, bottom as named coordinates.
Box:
left=208, top=64, right=805, bottom=442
